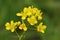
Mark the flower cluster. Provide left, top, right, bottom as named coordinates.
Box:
left=5, top=6, right=46, bottom=33
left=5, top=20, right=27, bottom=32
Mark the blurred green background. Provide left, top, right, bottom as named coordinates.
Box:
left=0, top=0, right=60, bottom=40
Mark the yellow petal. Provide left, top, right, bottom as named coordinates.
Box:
left=27, top=12, right=32, bottom=16
left=27, top=16, right=37, bottom=25
left=35, top=21, right=37, bottom=24
left=40, top=30, right=45, bottom=33
left=5, top=22, right=10, bottom=27
left=22, top=16, right=26, bottom=20
left=16, top=13, right=22, bottom=16
left=11, top=28, right=15, bottom=32
left=23, top=27, right=27, bottom=31
left=5, top=22, right=11, bottom=30
left=23, top=7, right=28, bottom=13
left=14, top=22, right=18, bottom=25
left=43, top=25, right=46, bottom=29
left=17, top=21, right=21, bottom=25
left=11, top=20, right=14, bottom=25
left=22, top=13, right=27, bottom=20
left=19, top=26, right=23, bottom=30
left=38, top=16, right=42, bottom=20
left=39, top=22, right=43, bottom=26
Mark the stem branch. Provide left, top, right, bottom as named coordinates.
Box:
left=15, top=30, right=20, bottom=40
left=19, top=32, right=26, bottom=40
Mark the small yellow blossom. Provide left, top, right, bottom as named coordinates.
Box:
left=23, top=7, right=32, bottom=16
left=27, top=16, right=37, bottom=25
left=19, top=23, right=27, bottom=31
left=16, top=12, right=27, bottom=20
left=35, top=10, right=42, bottom=20
left=37, top=22, right=46, bottom=33
left=5, top=20, right=17, bottom=32
left=26, top=6, right=32, bottom=16
left=32, top=8, right=38, bottom=14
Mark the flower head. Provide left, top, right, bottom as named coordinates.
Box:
left=16, top=12, right=27, bottom=20
left=19, top=23, right=27, bottom=31
left=37, top=22, right=46, bottom=33
left=16, top=6, right=42, bottom=20
left=5, top=20, right=17, bottom=32
left=23, top=6, right=32, bottom=16
left=5, top=6, right=47, bottom=33
left=27, top=16, right=37, bottom=25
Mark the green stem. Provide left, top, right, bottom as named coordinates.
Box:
left=15, top=30, right=20, bottom=40
left=19, top=32, right=26, bottom=40
left=15, top=30, right=26, bottom=40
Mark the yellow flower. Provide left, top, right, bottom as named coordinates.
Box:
left=16, top=12, right=27, bottom=20
left=27, top=6, right=32, bottom=16
left=32, top=8, right=38, bottom=14
left=23, top=6, right=32, bottom=16
left=16, top=6, right=43, bottom=21
left=35, top=10, right=43, bottom=20
left=19, top=23, right=27, bottom=31
left=27, top=16, right=37, bottom=25
left=5, top=20, right=17, bottom=32
left=37, top=22, right=46, bottom=33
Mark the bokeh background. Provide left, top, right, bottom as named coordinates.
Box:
left=0, top=0, right=60, bottom=40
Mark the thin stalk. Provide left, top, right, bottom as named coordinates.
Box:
left=15, top=30, right=20, bottom=40
left=19, top=32, right=26, bottom=40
